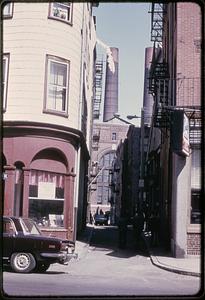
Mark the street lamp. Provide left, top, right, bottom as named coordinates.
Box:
left=126, top=115, right=141, bottom=120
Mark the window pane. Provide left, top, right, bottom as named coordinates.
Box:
left=50, top=61, right=67, bottom=87
left=3, top=220, right=15, bottom=234
left=3, top=3, right=12, bottom=16
left=191, top=149, right=201, bottom=189
left=52, top=3, right=71, bottom=21
left=190, top=190, right=201, bottom=224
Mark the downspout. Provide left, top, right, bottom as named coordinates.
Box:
left=73, top=2, right=85, bottom=242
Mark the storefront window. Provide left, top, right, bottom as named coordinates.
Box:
left=29, top=170, right=64, bottom=227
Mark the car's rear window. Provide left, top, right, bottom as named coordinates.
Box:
left=3, top=219, right=15, bottom=234
left=21, top=218, right=41, bottom=235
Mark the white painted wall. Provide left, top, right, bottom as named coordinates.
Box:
left=3, top=2, right=96, bottom=141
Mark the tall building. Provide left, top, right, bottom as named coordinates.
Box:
left=2, top=2, right=98, bottom=241
left=146, top=3, right=201, bottom=257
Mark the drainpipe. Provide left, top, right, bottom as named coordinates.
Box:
left=73, top=2, right=85, bottom=242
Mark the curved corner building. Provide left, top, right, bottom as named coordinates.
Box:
left=2, top=2, right=97, bottom=240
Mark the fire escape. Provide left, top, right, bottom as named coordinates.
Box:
left=93, top=61, right=103, bottom=119
left=148, top=3, right=171, bottom=128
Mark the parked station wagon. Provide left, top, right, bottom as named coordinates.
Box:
left=3, top=216, right=77, bottom=273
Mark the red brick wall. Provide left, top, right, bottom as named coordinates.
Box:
left=187, top=233, right=201, bottom=255
left=176, top=2, right=201, bottom=107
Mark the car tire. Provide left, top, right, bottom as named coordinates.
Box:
left=36, top=262, right=50, bottom=273
left=10, top=252, right=36, bottom=273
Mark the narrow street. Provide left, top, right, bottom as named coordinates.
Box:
left=3, top=225, right=200, bottom=297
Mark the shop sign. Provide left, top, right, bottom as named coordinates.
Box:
left=171, top=110, right=190, bottom=157
left=182, top=113, right=190, bottom=156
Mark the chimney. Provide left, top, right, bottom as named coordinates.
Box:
left=103, top=47, right=119, bottom=122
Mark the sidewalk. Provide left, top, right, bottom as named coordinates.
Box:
left=143, top=232, right=201, bottom=277
left=75, top=225, right=201, bottom=277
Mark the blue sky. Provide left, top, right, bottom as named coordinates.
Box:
left=93, top=2, right=153, bottom=123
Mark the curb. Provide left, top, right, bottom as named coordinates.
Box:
left=150, top=254, right=200, bottom=277
left=142, top=234, right=200, bottom=277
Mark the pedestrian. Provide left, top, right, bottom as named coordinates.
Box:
left=118, top=216, right=127, bottom=249
left=89, top=212, right=93, bottom=225
left=132, top=212, right=144, bottom=250
left=149, top=212, right=160, bottom=247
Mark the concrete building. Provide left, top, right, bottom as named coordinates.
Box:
left=145, top=3, right=201, bottom=257
left=2, top=2, right=98, bottom=241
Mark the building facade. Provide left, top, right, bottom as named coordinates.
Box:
left=146, top=3, right=202, bottom=256
left=112, top=125, right=141, bottom=224
left=2, top=2, right=97, bottom=241
left=89, top=115, right=130, bottom=221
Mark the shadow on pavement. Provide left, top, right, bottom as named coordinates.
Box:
left=90, top=225, right=149, bottom=259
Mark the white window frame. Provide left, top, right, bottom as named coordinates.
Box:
left=49, top=2, right=73, bottom=24
left=3, top=54, right=9, bottom=112
left=3, top=2, right=13, bottom=18
left=44, top=55, right=70, bottom=116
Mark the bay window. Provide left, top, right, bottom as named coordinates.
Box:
left=29, top=170, right=65, bottom=228
left=44, top=55, right=69, bottom=116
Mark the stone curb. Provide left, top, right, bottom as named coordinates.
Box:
left=142, top=234, right=200, bottom=277
left=150, top=254, right=200, bottom=277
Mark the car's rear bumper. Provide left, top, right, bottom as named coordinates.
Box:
left=40, top=251, right=78, bottom=264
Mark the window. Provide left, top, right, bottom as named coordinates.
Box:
left=112, top=132, right=117, bottom=141
left=190, top=148, right=201, bottom=224
left=3, top=54, right=9, bottom=111
left=191, top=190, right=201, bottom=224
left=3, top=219, right=15, bottom=235
left=97, top=152, right=115, bottom=205
left=3, top=2, right=13, bottom=18
left=29, top=170, right=65, bottom=228
left=44, top=55, right=69, bottom=116
left=49, top=2, right=73, bottom=24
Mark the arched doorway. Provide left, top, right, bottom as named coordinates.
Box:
left=29, top=148, right=68, bottom=228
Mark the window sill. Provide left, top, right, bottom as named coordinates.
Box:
left=3, top=15, right=13, bottom=19
left=40, top=227, right=67, bottom=231
left=187, top=224, right=201, bottom=234
left=48, top=16, right=73, bottom=26
left=43, top=109, right=68, bottom=118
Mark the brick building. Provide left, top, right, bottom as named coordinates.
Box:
left=146, top=3, right=202, bottom=257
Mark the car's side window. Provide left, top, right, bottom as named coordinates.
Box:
left=3, top=219, right=15, bottom=235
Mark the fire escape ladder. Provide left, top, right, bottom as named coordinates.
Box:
left=93, top=61, right=103, bottom=119
left=150, top=3, right=166, bottom=44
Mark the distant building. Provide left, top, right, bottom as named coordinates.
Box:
left=2, top=2, right=97, bottom=240
left=89, top=115, right=130, bottom=220
left=112, top=125, right=141, bottom=223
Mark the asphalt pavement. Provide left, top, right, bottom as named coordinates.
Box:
left=75, top=224, right=201, bottom=278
